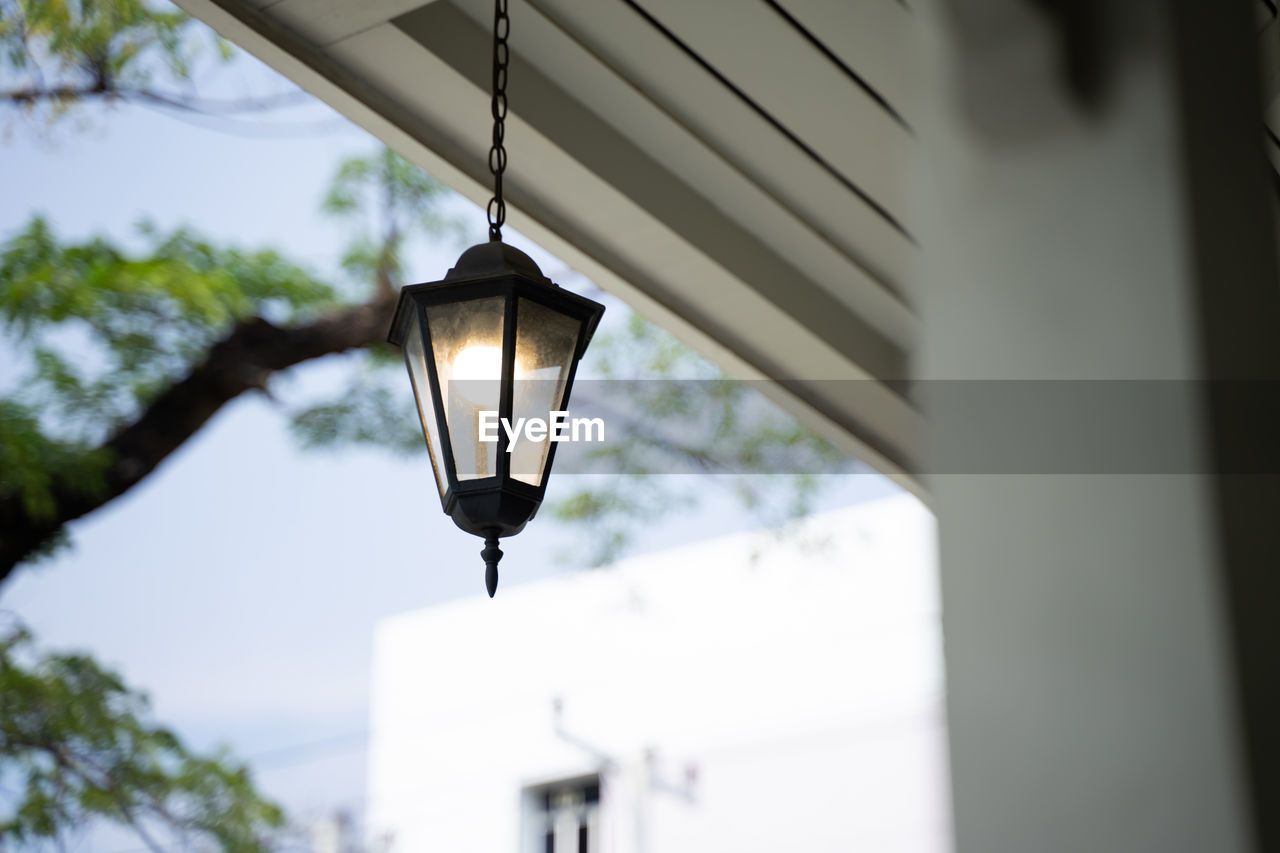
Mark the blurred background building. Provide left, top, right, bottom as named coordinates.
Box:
left=367, top=495, right=947, bottom=852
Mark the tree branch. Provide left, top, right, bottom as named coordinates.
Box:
left=0, top=84, right=113, bottom=105
left=0, top=84, right=311, bottom=114
left=11, top=734, right=171, bottom=853
left=0, top=294, right=397, bottom=584
left=119, top=87, right=314, bottom=114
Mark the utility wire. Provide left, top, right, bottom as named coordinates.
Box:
left=247, top=730, right=370, bottom=770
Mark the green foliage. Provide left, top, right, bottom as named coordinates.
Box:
left=287, top=148, right=470, bottom=446
left=0, top=0, right=223, bottom=122
left=322, top=147, right=471, bottom=290
left=543, top=311, right=850, bottom=565
left=0, top=398, right=110, bottom=522
left=0, top=215, right=335, bottom=522
left=587, top=311, right=720, bottom=381
left=323, top=148, right=465, bottom=236
left=547, top=475, right=697, bottom=567
left=289, top=370, right=424, bottom=454
left=0, top=623, right=284, bottom=850
left=0, top=0, right=191, bottom=78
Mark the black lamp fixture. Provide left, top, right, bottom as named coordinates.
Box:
left=387, top=0, right=605, bottom=598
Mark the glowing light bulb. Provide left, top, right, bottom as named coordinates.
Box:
left=449, top=345, right=525, bottom=411
left=452, top=345, right=504, bottom=382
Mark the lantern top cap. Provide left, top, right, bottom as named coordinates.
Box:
left=445, top=240, right=550, bottom=285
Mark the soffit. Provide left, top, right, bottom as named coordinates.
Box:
left=176, top=0, right=928, bottom=491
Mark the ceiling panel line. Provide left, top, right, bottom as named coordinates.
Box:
left=522, top=0, right=915, bottom=310
left=762, top=0, right=913, bottom=134
left=616, top=0, right=917, bottom=246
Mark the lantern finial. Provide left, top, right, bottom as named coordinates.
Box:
left=481, top=530, right=503, bottom=597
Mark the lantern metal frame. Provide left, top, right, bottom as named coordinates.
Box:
left=387, top=242, right=605, bottom=593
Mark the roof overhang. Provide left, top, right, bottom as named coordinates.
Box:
left=174, top=0, right=927, bottom=496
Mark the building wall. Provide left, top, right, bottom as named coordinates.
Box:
left=915, top=3, right=1268, bottom=849
left=367, top=494, right=948, bottom=852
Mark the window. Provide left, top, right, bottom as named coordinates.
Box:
left=524, top=776, right=600, bottom=853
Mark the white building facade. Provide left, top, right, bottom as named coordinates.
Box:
left=367, top=494, right=949, bottom=852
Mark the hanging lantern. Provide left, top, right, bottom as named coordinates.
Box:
left=387, top=0, right=605, bottom=596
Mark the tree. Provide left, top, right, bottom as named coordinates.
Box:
left=0, top=208, right=403, bottom=579
left=0, top=0, right=307, bottom=123
left=0, top=621, right=284, bottom=851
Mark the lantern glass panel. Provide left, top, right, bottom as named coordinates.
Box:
left=426, top=295, right=506, bottom=481
left=510, top=297, right=583, bottom=486
left=402, top=317, right=447, bottom=498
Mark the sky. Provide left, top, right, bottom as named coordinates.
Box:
left=0, top=28, right=899, bottom=851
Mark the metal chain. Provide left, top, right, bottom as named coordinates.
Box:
left=487, top=0, right=510, bottom=242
